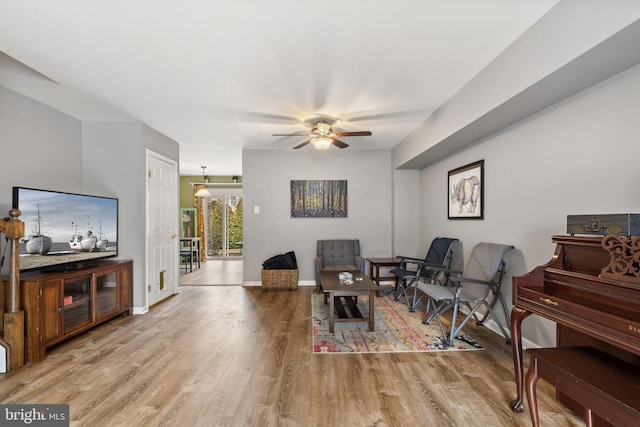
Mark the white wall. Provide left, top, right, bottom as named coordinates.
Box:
left=418, top=64, right=640, bottom=347
left=242, top=149, right=393, bottom=284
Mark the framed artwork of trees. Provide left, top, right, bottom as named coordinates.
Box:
left=290, top=180, right=347, bottom=218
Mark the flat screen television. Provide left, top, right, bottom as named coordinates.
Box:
left=12, top=186, right=118, bottom=272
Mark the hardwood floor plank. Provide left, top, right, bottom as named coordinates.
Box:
left=0, top=265, right=586, bottom=426
left=180, top=259, right=243, bottom=286
left=153, top=392, right=211, bottom=427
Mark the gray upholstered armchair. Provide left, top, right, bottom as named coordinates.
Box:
left=315, top=239, right=365, bottom=290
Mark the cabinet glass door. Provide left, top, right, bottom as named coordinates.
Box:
left=63, top=275, right=92, bottom=333
left=96, top=271, right=118, bottom=318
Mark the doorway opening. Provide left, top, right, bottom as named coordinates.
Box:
left=203, top=191, right=243, bottom=259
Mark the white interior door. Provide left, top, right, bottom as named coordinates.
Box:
left=146, top=150, right=178, bottom=307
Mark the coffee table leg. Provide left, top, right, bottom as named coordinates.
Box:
left=329, top=292, right=335, bottom=333
left=369, top=291, right=375, bottom=331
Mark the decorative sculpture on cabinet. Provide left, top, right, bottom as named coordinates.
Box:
left=0, top=209, right=25, bottom=372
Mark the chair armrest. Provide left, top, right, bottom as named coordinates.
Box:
left=396, top=256, right=424, bottom=269
left=416, top=261, right=462, bottom=275
left=397, top=256, right=424, bottom=263
left=355, top=255, right=365, bottom=272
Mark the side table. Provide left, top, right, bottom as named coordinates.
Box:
left=367, top=258, right=401, bottom=294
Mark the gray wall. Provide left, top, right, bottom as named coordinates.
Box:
left=0, top=85, right=82, bottom=274
left=417, top=64, right=640, bottom=347
left=3, top=1, right=638, bottom=350
left=242, top=149, right=393, bottom=284
left=393, top=1, right=640, bottom=169
left=392, top=169, right=420, bottom=257
left=388, top=3, right=640, bottom=348
left=0, top=86, right=82, bottom=198
left=0, top=87, right=179, bottom=311
left=241, top=65, right=639, bottom=349
left=242, top=4, right=640, bottom=350
left=83, top=122, right=180, bottom=310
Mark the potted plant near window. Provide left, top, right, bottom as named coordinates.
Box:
left=232, top=176, right=239, bottom=183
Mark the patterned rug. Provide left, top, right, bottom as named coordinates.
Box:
left=312, top=293, right=483, bottom=353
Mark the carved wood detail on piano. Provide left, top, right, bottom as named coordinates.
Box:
left=600, top=235, right=640, bottom=284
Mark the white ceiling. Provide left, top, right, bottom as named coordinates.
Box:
left=0, top=1, right=559, bottom=176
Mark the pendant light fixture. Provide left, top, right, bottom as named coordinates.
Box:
left=194, top=166, right=212, bottom=197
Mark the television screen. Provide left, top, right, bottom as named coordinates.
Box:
left=13, top=187, right=118, bottom=272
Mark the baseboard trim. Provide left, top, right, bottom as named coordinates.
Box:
left=243, top=280, right=316, bottom=287
left=133, top=306, right=148, bottom=315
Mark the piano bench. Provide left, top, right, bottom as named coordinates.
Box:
left=525, top=346, right=640, bottom=427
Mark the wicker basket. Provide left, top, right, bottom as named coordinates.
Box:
left=261, top=269, right=298, bottom=290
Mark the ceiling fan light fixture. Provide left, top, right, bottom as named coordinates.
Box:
left=312, top=137, right=332, bottom=150
left=278, top=116, right=370, bottom=150
left=316, top=122, right=331, bottom=135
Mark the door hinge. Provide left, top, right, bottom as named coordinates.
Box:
left=148, top=285, right=151, bottom=292
left=148, top=170, right=151, bottom=178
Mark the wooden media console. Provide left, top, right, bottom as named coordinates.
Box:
left=20, top=260, right=133, bottom=362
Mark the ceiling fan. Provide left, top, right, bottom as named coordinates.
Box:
left=273, top=117, right=372, bottom=150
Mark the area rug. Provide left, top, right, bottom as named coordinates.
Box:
left=312, top=293, right=483, bottom=353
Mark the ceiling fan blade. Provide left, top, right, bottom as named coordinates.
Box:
left=273, top=133, right=310, bottom=137
left=237, top=111, right=300, bottom=124
left=340, top=106, right=434, bottom=122
left=331, top=139, right=349, bottom=149
left=334, top=131, right=372, bottom=137
left=293, top=140, right=311, bottom=149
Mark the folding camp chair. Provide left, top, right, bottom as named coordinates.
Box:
left=418, top=242, right=514, bottom=347
left=390, top=237, right=461, bottom=311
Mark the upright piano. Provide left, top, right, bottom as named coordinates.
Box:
left=510, top=234, right=640, bottom=425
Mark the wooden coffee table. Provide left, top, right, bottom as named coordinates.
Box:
left=319, top=270, right=378, bottom=333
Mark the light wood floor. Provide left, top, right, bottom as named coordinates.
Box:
left=180, top=259, right=243, bottom=286
left=0, top=266, right=584, bottom=426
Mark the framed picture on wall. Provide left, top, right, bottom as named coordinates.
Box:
left=448, top=160, right=484, bottom=220
left=290, top=180, right=348, bottom=217
left=180, top=208, right=197, bottom=237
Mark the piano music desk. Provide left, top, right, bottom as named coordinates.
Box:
left=526, top=346, right=640, bottom=427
